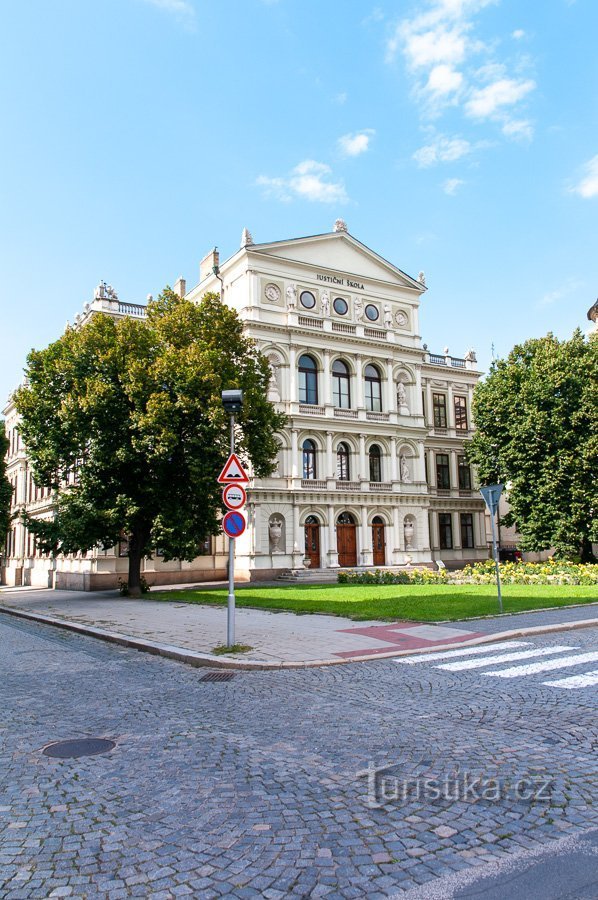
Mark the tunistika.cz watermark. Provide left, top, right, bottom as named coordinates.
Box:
left=357, top=762, right=555, bottom=809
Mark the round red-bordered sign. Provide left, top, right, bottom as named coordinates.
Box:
left=222, top=510, right=246, bottom=539
left=222, top=483, right=246, bottom=511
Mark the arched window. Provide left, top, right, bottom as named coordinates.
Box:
left=302, top=439, right=317, bottom=479
left=364, top=364, right=382, bottom=412
left=299, top=354, right=318, bottom=405
left=369, top=444, right=382, bottom=482
left=332, top=359, right=351, bottom=408
left=336, top=442, right=350, bottom=481
left=337, top=512, right=355, bottom=525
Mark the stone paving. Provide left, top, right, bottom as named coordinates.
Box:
left=0, top=587, right=595, bottom=666
left=0, top=616, right=596, bottom=898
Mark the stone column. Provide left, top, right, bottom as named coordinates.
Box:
left=359, top=434, right=367, bottom=482
left=447, top=383, right=455, bottom=430
left=384, top=358, right=394, bottom=413
left=292, top=503, right=303, bottom=567
left=289, top=345, right=297, bottom=404
left=392, top=506, right=401, bottom=561
left=450, top=450, right=459, bottom=492
left=390, top=436, right=398, bottom=483
left=291, top=428, right=299, bottom=481
left=326, top=430, right=334, bottom=481
left=323, top=349, right=331, bottom=407
left=328, top=503, right=339, bottom=567
left=429, top=510, right=439, bottom=549
left=360, top=506, right=372, bottom=566
left=417, top=440, right=427, bottom=484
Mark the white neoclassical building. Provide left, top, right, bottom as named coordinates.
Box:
left=2, top=222, right=488, bottom=589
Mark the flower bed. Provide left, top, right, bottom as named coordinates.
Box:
left=338, top=559, right=598, bottom=587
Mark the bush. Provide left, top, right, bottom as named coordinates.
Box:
left=118, top=576, right=151, bottom=596
left=337, top=559, right=598, bottom=587
left=338, top=568, right=449, bottom=586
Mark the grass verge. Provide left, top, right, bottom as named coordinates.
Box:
left=150, top=583, right=598, bottom=622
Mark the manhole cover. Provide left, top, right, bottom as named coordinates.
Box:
left=42, top=738, right=116, bottom=758
left=200, top=672, right=235, bottom=682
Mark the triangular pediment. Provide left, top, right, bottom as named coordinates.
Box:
left=248, top=232, right=425, bottom=292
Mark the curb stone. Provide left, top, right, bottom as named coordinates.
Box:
left=0, top=603, right=596, bottom=670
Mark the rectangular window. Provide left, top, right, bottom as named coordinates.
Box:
left=454, top=395, right=468, bottom=431
left=439, top=513, right=453, bottom=549
left=118, top=533, right=130, bottom=557
left=198, top=537, right=212, bottom=555
left=333, top=377, right=350, bottom=408
left=458, top=456, right=472, bottom=490
left=436, top=453, right=450, bottom=490
left=460, top=513, right=474, bottom=549
left=433, top=393, right=447, bottom=428
left=299, top=370, right=318, bottom=405
left=365, top=379, right=382, bottom=412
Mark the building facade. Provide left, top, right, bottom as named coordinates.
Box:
left=2, top=222, right=488, bottom=589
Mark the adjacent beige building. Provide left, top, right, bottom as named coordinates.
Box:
left=2, top=222, right=488, bottom=589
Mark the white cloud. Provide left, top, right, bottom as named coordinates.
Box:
left=413, top=134, right=472, bottom=166
left=338, top=130, right=375, bottom=157
left=257, top=160, right=347, bottom=204
left=141, top=0, right=196, bottom=27
left=536, top=278, right=583, bottom=309
left=569, top=155, right=598, bottom=199
left=387, top=0, right=536, bottom=149
left=502, top=118, right=533, bottom=141
left=334, top=92, right=348, bottom=105
left=425, top=64, right=463, bottom=95
left=443, top=177, right=465, bottom=194
left=465, top=77, right=535, bottom=118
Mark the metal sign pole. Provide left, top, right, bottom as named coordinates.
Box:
left=227, top=413, right=235, bottom=647
left=489, top=508, right=503, bottom=614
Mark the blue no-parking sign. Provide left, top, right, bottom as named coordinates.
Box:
left=223, top=510, right=246, bottom=539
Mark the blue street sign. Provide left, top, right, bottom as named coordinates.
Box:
left=480, top=483, right=504, bottom=516
left=223, top=510, right=246, bottom=539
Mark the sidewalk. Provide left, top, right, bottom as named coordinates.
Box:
left=0, top=586, right=596, bottom=669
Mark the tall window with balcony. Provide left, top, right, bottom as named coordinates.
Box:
left=332, top=360, right=351, bottom=408
left=458, top=456, right=472, bottom=490
left=433, top=393, right=447, bottom=428
left=302, top=439, right=317, bottom=480
left=454, top=396, right=468, bottom=432
left=298, top=354, right=318, bottom=405
left=460, top=513, right=474, bottom=548
left=364, top=364, right=382, bottom=412
left=439, top=513, right=453, bottom=549
left=369, top=444, right=382, bottom=482
left=436, top=453, right=450, bottom=490
left=336, top=442, right=350, bottom=481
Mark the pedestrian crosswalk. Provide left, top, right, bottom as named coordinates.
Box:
left=395, top=640, right=598, bottom=690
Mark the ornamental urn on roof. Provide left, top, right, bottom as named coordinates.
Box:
left=333, top=218, right=348, bottom=233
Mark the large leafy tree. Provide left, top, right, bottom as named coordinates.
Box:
left=467, top=329, right=597, bottom=561
left=0, top=426, right=12, bottom=543
left=14, top=290, right=286, bottom=594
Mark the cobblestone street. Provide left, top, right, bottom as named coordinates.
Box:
left=1, top=617, right=596, bottom=898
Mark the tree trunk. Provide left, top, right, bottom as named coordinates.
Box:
left=580, top=537, right=596, bottom=564
left=127, top=530, right=146, bottom=598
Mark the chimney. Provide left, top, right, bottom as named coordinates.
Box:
left=200, top=247, right=219, bottom=282
left=174, top=276, right=186, bottom=298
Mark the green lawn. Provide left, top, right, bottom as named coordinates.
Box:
left=150, top=583, right=598, bottom=622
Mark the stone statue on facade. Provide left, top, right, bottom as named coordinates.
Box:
left=321, top=290, right=330, bottom=317
left=240, top=227, right=254, bottom=247
left=286, top=283, right=297, bottom=308
left=404, top=519, right=415, bottom=550
left=397, top=381, right=409, bottom=414
left=269, top=516, right=284, bottom=554
left=400, top=455, right=411, bottom=483
left=418, top=271, right=426, bottom=286
left=94, top=281, right=107, bottom=300
left=464, top=348, right=478, bottom=363
left=354, top=297, right=364, bottom=322
left=267, top=356, right=281, bottom=403
left=384, top=305, right=392, bottom=328
left=333, top=218, right=348, bottom=233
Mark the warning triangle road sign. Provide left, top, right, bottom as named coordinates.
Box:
left=217, top=452, right=249, bottom=484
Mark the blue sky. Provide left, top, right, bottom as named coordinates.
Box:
left=1, top=0, right=597, bottom=404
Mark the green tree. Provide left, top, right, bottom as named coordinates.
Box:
left=0, top=426, right=12, bottom=544
left=467, top=329, right=598, bottom=561
left=14, top=290, right=286, bottom=595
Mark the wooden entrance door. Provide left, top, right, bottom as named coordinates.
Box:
left=337, top=513, right=357, bottom=567
left=372, top=518, right=386, bottom=566
left=304, top=516, right=321, bottom=568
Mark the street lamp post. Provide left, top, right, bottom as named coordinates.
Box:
left=221, top=389, right=244, bottom=647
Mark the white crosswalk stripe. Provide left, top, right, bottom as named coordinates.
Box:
left=483, top=651, right=598, bottom=679
left=395, top=641, right=531, bottom=664
left=436, top=646, right=575, bottom=672
left=542, top=669, right=598, bottom=689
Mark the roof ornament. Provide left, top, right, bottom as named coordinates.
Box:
left=418, top=271, right=426, bottom=286
left=333, top=218, right=348, bottom=233
left=241, top=227, right=254, bottom=247
left=465, top=348, right=477, bottom=362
